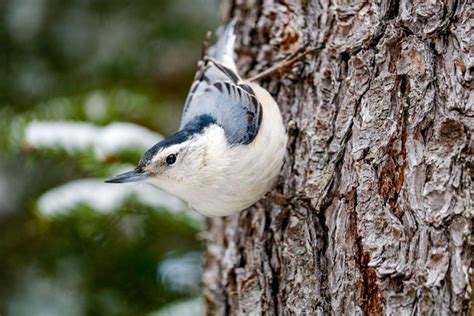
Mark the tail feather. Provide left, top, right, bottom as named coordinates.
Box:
left=208, top=19, right=237, bottom=73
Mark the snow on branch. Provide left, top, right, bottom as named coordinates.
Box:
left=37, top=178, right=203, bottom=226
left=25, top=121, right=163, bottom=160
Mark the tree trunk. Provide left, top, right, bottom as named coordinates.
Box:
left=202, top=0, right=473, bottom=314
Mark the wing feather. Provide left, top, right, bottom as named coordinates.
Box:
left=180, top=59, right=262, bottom=145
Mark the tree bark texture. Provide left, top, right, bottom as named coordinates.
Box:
left=203, top=0, right=473, bottom=315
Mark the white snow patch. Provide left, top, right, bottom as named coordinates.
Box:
left=94, top=123, right=163, bottom=160
left=25, top=121, right=99, bottom=154
left=25, top=121, right=163, bottom=159
left=149, top=297, right=202, bottom=316
left=37, top=178, right=201, bottom=224
left=158, top=252, right=202, bottom=292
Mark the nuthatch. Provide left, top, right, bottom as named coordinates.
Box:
left=106, top=20, right=287, bottom=217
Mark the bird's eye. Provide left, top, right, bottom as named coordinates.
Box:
left=166, top=154, right=177, bottom=165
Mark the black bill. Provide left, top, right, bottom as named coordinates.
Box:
left=105, top=169, right=150, bottom=183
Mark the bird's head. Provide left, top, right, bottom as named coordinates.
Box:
left=105, top=115, right=226, bottom=192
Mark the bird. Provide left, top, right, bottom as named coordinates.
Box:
left=106, top=20, right=287, bottom=217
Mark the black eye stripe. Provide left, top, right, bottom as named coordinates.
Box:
left=166, top=154, right=177, bottom=165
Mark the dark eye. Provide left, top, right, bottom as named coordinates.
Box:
left=166, top=154, right=176, bottom=165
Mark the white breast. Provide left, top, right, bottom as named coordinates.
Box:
left=186, top=82, right=287, bottom=217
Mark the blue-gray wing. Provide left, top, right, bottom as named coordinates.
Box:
left=180, top=59, right=262, bottom=145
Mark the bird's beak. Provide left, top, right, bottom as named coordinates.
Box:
left=105, top=169, right=151, bottom=184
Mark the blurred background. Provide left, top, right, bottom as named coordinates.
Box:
left=0, top=0, right=219, bottom=315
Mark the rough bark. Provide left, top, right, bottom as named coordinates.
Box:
left=203, top=0, right=473, bottom=315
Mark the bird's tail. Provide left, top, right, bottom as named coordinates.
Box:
left=208, top=19, right=237, bottom=73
